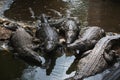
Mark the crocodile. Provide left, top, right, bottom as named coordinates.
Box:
left=10, top=27, right=42, bottom=66
left=36, top=14, right=59, bottom=52
left=63, top=18, right=80, bottom=44
left=67, top=26, right=105, bottom=53
left=66, top=35, right=120, bottom=80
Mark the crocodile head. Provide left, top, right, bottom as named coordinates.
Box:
left=66, top=30, right=77, bottom=44
left=44, top=40, right=56, bottom=52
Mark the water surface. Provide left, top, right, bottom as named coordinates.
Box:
left=88, top=0, right=120, bottom=33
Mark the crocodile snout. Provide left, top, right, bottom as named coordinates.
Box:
left=45, top=41, right=56, bottom=52
left=66, top=31, right=76, bottom=44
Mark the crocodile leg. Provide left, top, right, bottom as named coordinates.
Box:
left=3, top=22, right=19, bottom=31
left=32, top=37, right=41, bottom=44
left=31, top=45, right=40, bottom=51
left=80, top=50, right=92, bottom=58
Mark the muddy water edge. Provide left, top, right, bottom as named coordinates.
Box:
left=0, top=0, right=120, bottom=80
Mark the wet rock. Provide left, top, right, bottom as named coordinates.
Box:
left=0, top=27, right=12, bottom=40
left=0, top=17, right=36, bottom=31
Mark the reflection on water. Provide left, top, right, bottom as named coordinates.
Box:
left=0, top=0, right=13, bottom=16
left=4, top=0, right=88, bottom=26
left=21, top=54, right=75, bottom=80
left=3, top=0, right=120, bottom=33
left=66, top=0, right=88, bottom=26
left=4, top=0, right=68, bottom=22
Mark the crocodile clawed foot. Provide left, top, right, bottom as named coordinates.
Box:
left=104, top=50, right=117, bottom=64
left=41, top=59, right=51, bottom=69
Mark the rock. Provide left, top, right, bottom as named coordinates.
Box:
left=0, top=27, right=12, bottom=40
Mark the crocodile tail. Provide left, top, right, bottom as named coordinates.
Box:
left=48, top=9, right=62, bottom=17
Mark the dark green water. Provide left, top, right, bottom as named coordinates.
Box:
left=88, top=0, right=120, bottom=33
left=0, top=51, right=26, bottom=80
left=0, top=0, right=120, bottom=80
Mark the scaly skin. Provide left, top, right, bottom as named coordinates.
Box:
left=10, top=28, right=42, bottom=66
left=73, top=35, right=120, bottom=80
left=68, top=26, right=105, bottom=52
left=63, top=18, right=80, bottom=44
left=36, top=14, right=59, bottom=52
